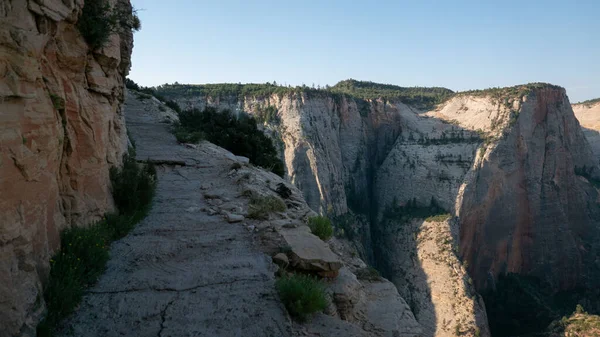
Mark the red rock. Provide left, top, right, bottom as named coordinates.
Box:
left=0, top=0, right=133, bottom=335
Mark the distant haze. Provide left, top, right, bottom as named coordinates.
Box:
left=129, top=0, right=600, bottom=103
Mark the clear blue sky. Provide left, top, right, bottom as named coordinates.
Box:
left=129, top=0, right=599, bottom=102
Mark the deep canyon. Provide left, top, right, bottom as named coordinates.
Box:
left=158, top=81, right=600, bottom=336
left=1, top=0, right=600, bottom=336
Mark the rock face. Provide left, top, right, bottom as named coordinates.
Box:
left=0, top=1, right=133, bottom=335
left=161, top=83, right=600, bottom=335
left=56, top=91, right=423, bottom=337
left=458, top=88, right=600, bottom=291
left=377, top=217, right=491, bottom=337
left=573, top=100, right=600, bottom=163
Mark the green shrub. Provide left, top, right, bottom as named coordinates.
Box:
left=77, top=0, right=140, bottom=49
left=109, top=151, right=156, bottom=216
left=276, top=274, right=328, bottom=321
left=247, top=195, right=286, bottom=219
left=255, top=105, right=280, bottom=124
left=174, top=107, right=285, bottom=176
left=165, top=100, right=181, bottom=113
left=37, top=150, right=156, bottom=336
left=125, top=78, right=140, bottom=91
left=308, top=216, right=333, bottom=241
left=38, top=224, right=110, bottom=335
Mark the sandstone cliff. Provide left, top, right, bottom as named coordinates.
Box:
left=455, top=88, right=600, bottom=291
left=0, top=0, right=133, bottom=335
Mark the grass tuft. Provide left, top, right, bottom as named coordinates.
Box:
left=276, top=274, right=328, bottom=321
left=307, top=216, right=333, bottom=241
left=247, top=195, right=286, bottom=220
left=37, top=148, right=156, bottom=336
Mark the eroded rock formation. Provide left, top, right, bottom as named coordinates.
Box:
left=457, top=88, right=600, bottom=291
left=0, top=0, right=133, bottom=334
left=55, top=91, right=424, bottom=337
left=161, top=82, right=600, bottom=336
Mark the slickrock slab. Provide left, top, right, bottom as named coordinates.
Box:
left=57, top=91, right=292, bottom=337
left=59, top=89, right=425, bottom=337
left=279, top=227, right=343, bottom=273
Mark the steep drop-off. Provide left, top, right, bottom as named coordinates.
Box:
left=0, top=1, right=133, bottom=335
left=159, top=81, right=600, bottom=336
left=573, top=99, right=600, bottom=164
left=456, top=88, right=600, bottom=291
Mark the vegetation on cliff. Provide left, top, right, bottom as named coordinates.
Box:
left=78, top=0, right=140, bottom=49
left=153, top=79, right=455, bottom=110
left=307, top=216, right=333, bottom=241
left=37, top=150, right=157, bottom=336
left=547, top=306, right=600, bottom=337
left=156, top=82, right=316, bottom=100
left=126, top=79, right=182, bottom=113
left=457, top=82, right=563, bottom=100
left=144, top=80, right=571, bottom=119
left=574, top=97, right=600, bottom=107
left=247, top=194, right=287, bottom=219
left=329, top=79, right=454, bottom=109
left=275, top=274, right=327, bottom=321
left=483, top=273, right=600, bottom=337
left=174, top=107, right=285, bottom=177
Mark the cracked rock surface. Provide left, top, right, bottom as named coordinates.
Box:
left=57, top=92, right=292, bottom=337
left=58, top=91, right=424, bottom=337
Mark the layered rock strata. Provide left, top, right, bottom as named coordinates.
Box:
left=0, top=0, right=133, bottom=334
left=163, top=83, right=600, bottom=335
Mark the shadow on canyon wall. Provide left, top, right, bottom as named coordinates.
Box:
left=582, top=126, right=600, bottom=164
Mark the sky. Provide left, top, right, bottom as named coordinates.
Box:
left=129, top=0, right=599, bottom=103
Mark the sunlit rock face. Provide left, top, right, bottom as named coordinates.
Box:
left=458, top=88, right=600, bottom=291
left=0, top=0, right=133, bottom=334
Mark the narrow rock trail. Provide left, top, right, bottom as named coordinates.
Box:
left=58, top=94, right=291, bottom=336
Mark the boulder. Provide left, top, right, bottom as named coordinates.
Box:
left=279, top=227, right=342, bottom=274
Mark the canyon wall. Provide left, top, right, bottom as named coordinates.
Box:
left=573, top=100, right=600, bottom=164
left=455, top=88, right=600, bottom=290
left=0, top=0, right=133, bottom=335
left=164, top=83, right=600, bottom=335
